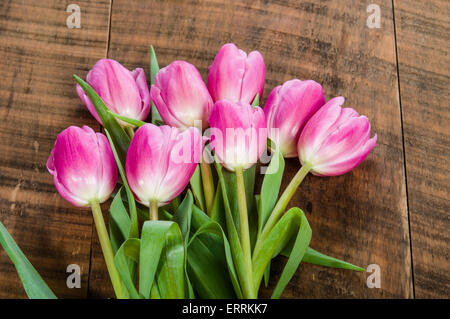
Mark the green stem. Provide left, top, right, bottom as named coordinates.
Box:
left=235, top=166, right=256, bottom=299
left=124, top=126, right=135, bottom=139
left=253, top=163, right=312, bottom=265
left=200, top=156, right=215, bottom=216
left=150, top=200, right=159, bottom=221
left=90, top=200, right=124, bottom=299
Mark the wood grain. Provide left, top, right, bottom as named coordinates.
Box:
left=87, top=0, right=413, bottom=298
left=2, top=0, right=447, bottom=299
left=394, top=0, right=450, bottom=298
left=0, top=0, right=110, bottom=298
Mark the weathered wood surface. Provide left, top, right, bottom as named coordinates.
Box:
left=0, top=0, right=110, bottom=298
left=394, top=0, right=450, bottom=298
left=0, top=0, right=448, bottom=299
left=88, top=0, right=412, bottom=298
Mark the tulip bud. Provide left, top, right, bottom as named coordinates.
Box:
left=264, top=79, right=325, bottom=158
left=76, top=59, right=150, bottom=126
left=126, top=124, right=205, bottom=207
left=46, top=126, right=118, bottom=207
left=208, top=100, right=267, bottom=171
left=208, top=43, right=265, bottom=104
left=151, top=61, right=213, bottom=130
left=298, top=97, right=377, bottom=176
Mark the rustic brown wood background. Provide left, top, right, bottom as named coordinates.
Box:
left=0, top=0, right=448, bottom=298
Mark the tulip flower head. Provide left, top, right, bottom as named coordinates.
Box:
left=76, top=59, right=150, bottom=126
left=208, top=43, right=265, bottom=104
left=209, top=100, right=267, bottom=171
left=264, top=79, right=325, bottom=158
left=126, top=124, right=205, bottom=207
left=151, top=60, right=213, bottom=131
left=298, top=97, right=377, bottom=176
left=46, top=126, right=118, bottom=207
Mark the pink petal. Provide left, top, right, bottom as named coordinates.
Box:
left=52, top=126, right=102, bottom=202
left=95, top=132, right=118, bottom=202
left=131, top=68, right=151, bottom=121
left=208, top=43, right=246, bottom=103
left=158, top=127, right=204, bottom=204
left=126, top=124, right=204, bottom=206
left=207, top=43, right=265, bottom=104
left=126, top=124, right=169, bottom=205
left=47, top=126, right=117, bottom=206
left=85, top=59, right=143, bottom=120
left=240, top=50, right=265, bottom=103
left=76, top=83, right=103, bottom=124
left=313, top=116, right=372, bottom=165
left=298, top=96, right=345, bottom=162
left=265, top=79, right=324, bottom=157
left=152, top=61, right=213, bottom=130
left=52, top=175, right=90, bottom=207
left=209, top=100, right=266, bottom=171
left=312, top=134, right=377, bottom=176
left=150, top=84, right=186, bottom=128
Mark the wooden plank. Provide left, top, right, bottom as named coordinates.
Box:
left=0, top=0, right=110, bottom=298
left=393, top=0, right=450, bottom=298
left=88, top=0, right=412, bottom=298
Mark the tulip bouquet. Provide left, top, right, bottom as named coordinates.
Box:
left=0, top=43, right=377, bottom=299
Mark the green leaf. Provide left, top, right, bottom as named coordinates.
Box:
left=187, top=236, right=234, bottom=299
left=190, top=166, right=206, bottom=212
left=187, top=205, right=242, bottom=298
left=150, top=45, right=163, bottom=124
left=220, top=165, right=257, bottom=247
left=271, top=209, right=311, bottom=299
left=251, top=93, right=260, bottom=108
left=159, top=209, right=174, bottom=221
left=252, top=207, right=312, bottom=298
left=303, top=248, right=365, bottom=272
left=114, top=238, right=141, bottom=299
left=243, top=165, right=256, bottom=216
left=73, top=75, right=130, bottom=166
left=214, top=161, right=248, bottom=298
left=263, top=262, right=271, bottom=288
left=105, top=130, right=138, bottom=239
left=109, top=190, right=131, bottom=253
left=171, top=192, right=195, bottom=298
left=109, top=190, right=138, bottom=298
left=258, top=149, right=285, bottom=234
left=243, top=165, right=258, bottom=248
left=108, top=110, right=146, bottom=128
left=0, top=221, right=57, bottom=299
left=163, top=196, right=180, bottom=215
left=210, top=182, right=226, bottom=229
left=190, top=205, right=225, bottom=265
left=172, top=191, right=193, bottom=243
left=256, top=194, right=273, bottom=287
left=139, top=221, right=185, bottom=299
left=282, top=247, right=365, bottom=272
left=221, top=169, right=240, bottom=231
left=155, top=229, right=186, bottom=299
left=254, top=150, right=285, bottom=286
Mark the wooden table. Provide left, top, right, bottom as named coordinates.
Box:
left=0, top=0, right=448, bottom=299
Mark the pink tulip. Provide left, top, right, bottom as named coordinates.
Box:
left=209, top=100, right=267, bottom=171
left=264, top=79, right=325, bottom=158
left=298, top=97, right=377, bottom=176
left=126, top=124, right=205, bottom=207
left=151, top=61, right=213, bottom=131
left=46, top=126, right=118, bottom=207
left=76, top=59, right=150, bottom=125
left=208, top=43, right=265, bottom=104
